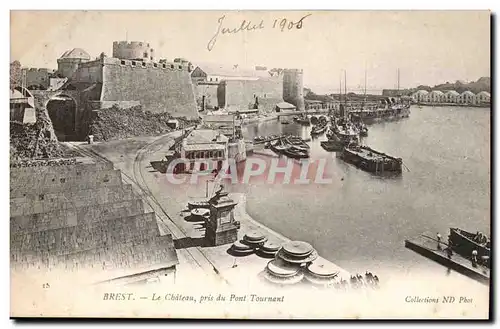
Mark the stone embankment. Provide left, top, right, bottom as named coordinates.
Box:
left=10, top=155, right=179, bottom=285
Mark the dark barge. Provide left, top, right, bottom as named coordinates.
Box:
left=339, top=145, right=403, bottom=174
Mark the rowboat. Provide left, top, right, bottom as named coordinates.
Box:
left=449, top=228, right=490, bottom=267
left=310, top=124, right=327, bottom=135
left=282, top=146, right=309, bottom=159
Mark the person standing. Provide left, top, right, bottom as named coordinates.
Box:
left=436, top=232, right=442, bottom=250
left=472, top=250, right=478, bottom=267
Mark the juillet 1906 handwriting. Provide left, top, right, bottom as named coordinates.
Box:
left=207, top=14, right=312, bottom=51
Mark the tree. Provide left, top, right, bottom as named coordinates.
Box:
left=10, top=60, right=21, bottom=90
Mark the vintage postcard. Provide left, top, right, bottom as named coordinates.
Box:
left=9, top=10, right=491, bottom=319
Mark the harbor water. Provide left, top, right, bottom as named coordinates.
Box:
left=230, top=106, right=490, bottom=288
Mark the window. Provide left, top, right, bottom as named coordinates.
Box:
left=178, top=65, right=182, bottom=69
left=163, top=64, right=167, bottom=69
left=121, top=60, right=126, bottom=65
left=171, top=65, right=174, bottom=69
left=210, top=78, right=213, bottom=82
left=142, top=62, right=146, bottom=67
left=153, top=63, right=158, bottom=68
left=144, top=52, right=148, bottom=58
left=151, top=57, right=153, bottom=61
left=131, top=61, right=136, bottom=66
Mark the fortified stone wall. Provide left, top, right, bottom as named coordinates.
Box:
left=73, top=60, right=103, bottom=83
left=10, top=184, right=135, bottom=217
left=11, top=199, right=145, bottom=235
left=218, top=77, right=283, bottom=110
left=23, top=68, right=53, bottom=89
left=100, top=58, right=198, bottom=118
left=10, top=166, right=123, bottom=197
left=193, top=82, right=219, bottom=109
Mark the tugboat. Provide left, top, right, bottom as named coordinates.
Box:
left=339, top=144, right=403, bottom=174
left=329, top=116, right=360, bottom=146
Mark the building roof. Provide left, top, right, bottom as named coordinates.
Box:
left=193, top=62, right=271, bottom=79
left=10, top=89, right=34, bottom=107
left=461, top=90, right=475, bottom=96
left=185, top=129, right=229, bottom=144
left=276, top=102, right=296, bottom=109
left=10, top=89, right=26, bottom=99
left=59, top=48, right=91, bottom=60
left=183, top=143, right=226, bottom=151
left=445, top=90, right=460, bottom=96
left=414, top=90, right=429, bottom=95
left=429, top=90, right=444, bottom=95
left=477, top=91, right=491, bottom=97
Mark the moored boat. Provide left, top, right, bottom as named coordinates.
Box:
left=310, top=124, right=327, bottom=135
left=294, top=115, right=311, bottom=125
left=449, top=228, right=490, bottom=267
left=340, top=145, right=403, bottom=174
left=282, top=146, right=309, bottom=159
left=320, top=140, right=344, bottom=152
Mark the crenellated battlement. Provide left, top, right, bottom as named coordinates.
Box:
left=103, top=57, right=189, bottom=71
left=112, top=40, right=155, bottom=62
left=113, top=41, right=151, bottom=48
left=23, top=68, right=54, bottom=73
left=283, top=68, right=303, bottom=74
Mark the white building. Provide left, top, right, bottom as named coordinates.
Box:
left=445, top=90, right=460, bottom=103
left=476, top=91, right=491, bottom=105
left=459, top=91, right=477, bottom=104
left=428, top=90, right=445, bottom=103
left=411, top=90, right=429, bottom=103
left=178, top=129, right=229, bottom=172
left=190, top=63, right=271, bottom=83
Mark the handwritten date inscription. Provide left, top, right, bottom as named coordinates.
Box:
left=207, top=14, right=312, bottom=51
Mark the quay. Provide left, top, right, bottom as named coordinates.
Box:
left=404, top=234, right=489, bottom=285
left=74, top=131, right=351, bottom=289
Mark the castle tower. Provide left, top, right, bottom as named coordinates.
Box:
left=112, top=41, right=155, bottom=62
left=283, top=69, right=305, bottom=111
left=57, top=48, right=91, bottom=79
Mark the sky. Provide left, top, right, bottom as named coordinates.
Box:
left=10, top=10, right=491, bottom=94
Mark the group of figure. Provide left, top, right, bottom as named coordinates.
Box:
left=473, top=231, right=489, bottom=245
left=332, top=272, right=379, bottom=290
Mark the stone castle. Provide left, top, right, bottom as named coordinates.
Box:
left=19, top=40, right=305, bottom=140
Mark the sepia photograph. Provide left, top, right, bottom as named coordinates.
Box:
left=8, top=9, right=491, bottom=319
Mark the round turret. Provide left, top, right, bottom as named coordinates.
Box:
left=56, top=48, right=91, bottom=79
left=283, top=69, right=305, bottom=111
left=112, top=41, right=155, bottom=62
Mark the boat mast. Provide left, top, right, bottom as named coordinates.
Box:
left=339, top=72, right=342, bottom=108
left=364, top=68, right=367, bottom=105
left=344, top=70, right=347, bottom=119
left=397, top=68, right=400, bottom=97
